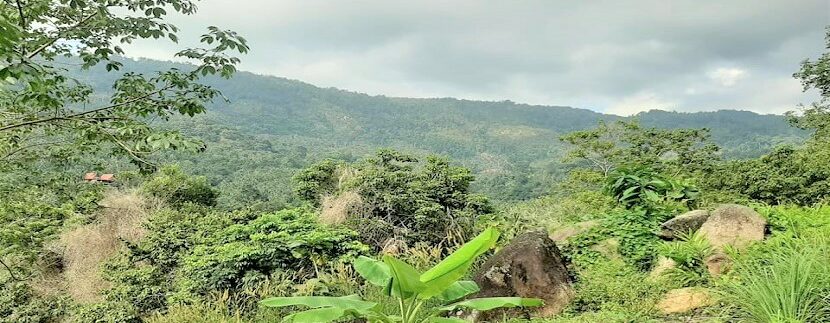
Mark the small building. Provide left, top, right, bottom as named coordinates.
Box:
left=83, top=172, right=116, bottom=184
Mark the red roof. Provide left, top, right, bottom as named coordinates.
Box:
left=83, top=172, right=97, bottom=181
left=99, top=174, right=115, bottom=182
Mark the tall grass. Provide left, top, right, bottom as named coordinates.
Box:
left=722, top=233, right=830, bottom=323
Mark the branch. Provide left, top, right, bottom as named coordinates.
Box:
left=14, top=0, right=25, bottom=29
left=0, top=258, right=19, bottom=281
left=0, top=86, right=171, bottom=132
left=26, top=10, right=99, bottom=59
left=0, top=138, right=71, bottom=161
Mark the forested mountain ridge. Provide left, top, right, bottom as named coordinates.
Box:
left=72, top=58, right=807, bottom=206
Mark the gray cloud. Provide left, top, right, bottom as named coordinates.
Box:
left=122, top=0, right=829, bottom=115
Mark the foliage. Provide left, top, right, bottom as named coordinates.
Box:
left=722, top=236, right=830, bottom=322
left=173, top=207, right=368, bottom=301
left=260, top=228, right=543, bottom=323
left=705, top=144, right=830, bottom=205
left=297, top=149, right=493, bottom=249
left=563, top=209, right=667, bottom=271
left=561, top=120, right=721, bottom=178
left=0, top=182, right=100, bottom=280
left=0, top=281, right=71, bottom=323
left=718, top=205, right=830, bottom=323
left=142, top=165, right=219, bottom=206
left=657, top=231, right=712, bottom=286
left=293, top=159, right=341, bottom=206
left=605, top=166, right=699, bottom=210
left=0, top=0, right=248, bottom=171
left=567, top=260, right=665, bottom=320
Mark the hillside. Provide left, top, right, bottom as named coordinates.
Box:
left=74, top=58, right=807, bottom=207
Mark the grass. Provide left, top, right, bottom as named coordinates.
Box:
left=720, top=207, right=830, bottom=323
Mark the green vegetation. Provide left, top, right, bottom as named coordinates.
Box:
left=2, top=1, right=830, bottom=322
left=261, top=228, right=541, bottom=323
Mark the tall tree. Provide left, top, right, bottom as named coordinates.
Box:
left=0, top=0, right=248, bottom=171
left=788, top=26, right=830, bottom=141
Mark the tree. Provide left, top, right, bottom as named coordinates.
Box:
left=788, top=27, right=830, bottom=141
left=560, top=120, right=720, bottom=178
left=0, top=0, right=248, bottom=171
left=559, top=120, right=622, bottom=177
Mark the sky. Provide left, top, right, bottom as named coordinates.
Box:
left=123, top=0, right=829, bottom=116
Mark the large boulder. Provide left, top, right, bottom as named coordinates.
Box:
left=658, top=210, right=709, bottom=240
left=698, top=204, right=766, bottom=276
left=657, top=287, right=714, bottom=314
left=473, top=231, right=574, bottom=321
left=699, top=204, right=766, bottom=250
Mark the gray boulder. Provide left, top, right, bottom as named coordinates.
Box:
left=473, top=231, right=574, bottom=321
left=658, top=210, right=709, bottom=240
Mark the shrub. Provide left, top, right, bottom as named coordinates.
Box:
left=567, top=260, right=665, bottom=319
left=0, top=282, right=71, bottom=323
left=605, top=166, right=699, bottom=210
left=142, top=165, right=218, bottom=207
left=657, top=231, right=712, bottom=286
left=173, top=207, right=368, bottom=300
left=297, top=150, right=493, bottom=250
left=563, top=209, right=666, bottom=271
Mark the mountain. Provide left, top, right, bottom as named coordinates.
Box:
left=75, top=58, right=808, bottom=207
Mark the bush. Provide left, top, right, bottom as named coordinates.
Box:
left=173, top=207, right=368, bottom=300
left=296, top=150, right=493, bottom=249
left=0, top=282, right=71, bottom=323
left=658, top=231, right=712, bottom=286
left=563, top=209, right=666, bottom=271
left=567, top=260, right=666, bottom=319
left=143, top=165, right=218, bottom=207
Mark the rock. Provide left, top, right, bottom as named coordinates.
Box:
left=698, top=204, right=766, bottom=277
left=473, top=231, right=574, bottom=321
left=658, top=210, right=709, bottom=240
left=657, top=287, right=714, bottom=314
left=704, top=252, right=731, bottom=277
left=549, top=220, right=599, bottom=243
left=649, top=256, right=677, bottom=280
left=699, top=204, right=766, bottom=250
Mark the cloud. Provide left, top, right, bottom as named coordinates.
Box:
left=708, top=68, right=748, bottom=87
left=118, top=0, right=828, bottom=115
left=608, top=92, right=678, bottom=116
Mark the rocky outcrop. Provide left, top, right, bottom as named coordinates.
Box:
left=473, top=231, right=574, bottom=321
left=698, top=204, right=766, bottom=276
left=658, top=210, right=709, bottom=240
left=657, top=287, right=714, bottom=314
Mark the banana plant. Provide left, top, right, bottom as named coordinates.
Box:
left=260, top=228, right=542, bottom=322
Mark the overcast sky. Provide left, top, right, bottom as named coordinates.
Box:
left=124, top=0, right=829, bottom=116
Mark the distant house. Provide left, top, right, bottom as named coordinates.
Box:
left=83, top=172, right=116, bottom=184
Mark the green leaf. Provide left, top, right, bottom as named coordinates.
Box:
left=428, top=317, right=467, bottom=323
left=439, top=297, right=544, bottom=312
left=354, top=255, right=391, bottom=287
left=282, top=307, right=347, bottom=323
left=419, top=228, right=499, bottom=299
left=260, top=295, right=376, bottom=311
left=383, top=255, right=425, bottom=297
left=438, top=280, right=480, bottom=302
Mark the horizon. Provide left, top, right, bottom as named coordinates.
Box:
left=119, top=0, right=827, bottom=116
